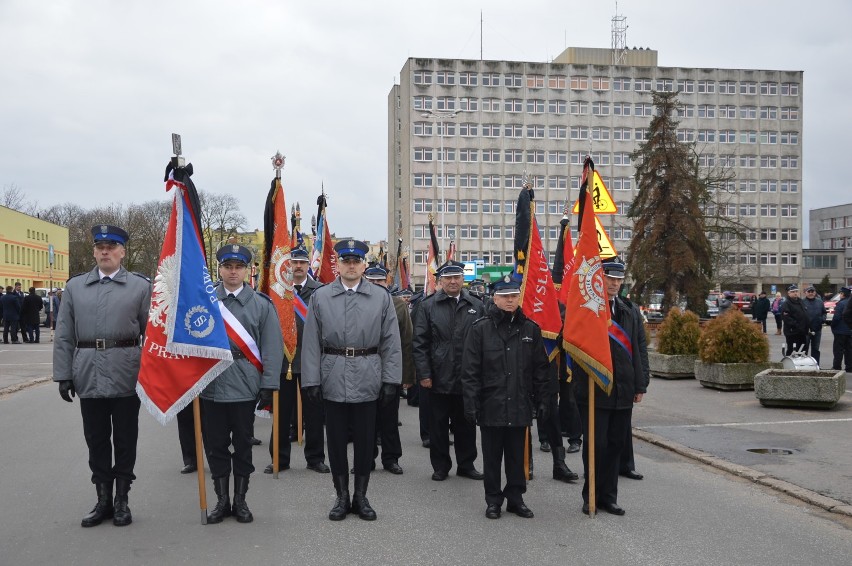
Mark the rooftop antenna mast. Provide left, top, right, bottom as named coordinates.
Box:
left=611, top=2, right=628, bottom=65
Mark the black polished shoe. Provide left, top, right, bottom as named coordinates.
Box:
left=307, top=461, right=331, bottom=474
left=431, top=470, right=448, bottom=481
left=180, top=463, right=197, bottom=474
left=457, top=467, right=484, bottom=480
left=421, top=439, right=431, bottom=448
left=506, top=501, right=534, bottom=518
left=250, top=437, right=262, bottom=446
left=263, top=463, right=289, bottom=474
left=485, top=504, right=501, bottom=519
left=566, top=441, right=581, bottom=453
left=232, top=476, right=253, bottom=523
left=599, top=502, right=626, bottom=516
left=582, top=503, right=590, bottom=515
left=621, top=470, right=644, bottom=480
left=81, top=482, right=114, bottom=528
left=539, top=441, right=551, bottom=453
left=383, top=462, right=403, bottom=475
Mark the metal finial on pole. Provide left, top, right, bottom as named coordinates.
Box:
left=171, top=133, right=185, bottom=168
left=272, top=151, right=285, bottom=179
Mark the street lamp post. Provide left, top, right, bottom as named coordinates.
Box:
left=421, top=109, right=461, bottom=260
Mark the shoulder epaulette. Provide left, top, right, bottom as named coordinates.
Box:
left=254, top=290, right=274, bottom=303
left=131, top=272, right=151, bottom=282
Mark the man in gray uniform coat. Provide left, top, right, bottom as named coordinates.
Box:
left=53, top=224, right=152, bottom=528
left=201, top=244, right=283, bottom=524
left=301, top=239, right=402, bottom=521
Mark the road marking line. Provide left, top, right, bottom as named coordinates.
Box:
left=641, top=417, right=852, bottom=429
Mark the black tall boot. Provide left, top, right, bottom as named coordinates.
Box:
left=207, top=476, right=231, bottom=524
left=232, top=475, right=253, bottom=523
left=81, top=481, right=114, bottom=527
left=113, top=479, right=133, bottom=526
left=552, top=446, right=579, bottom=482
left=329, top=475, right=351, bottom=521
left=351, top=475, right=376, bottom=521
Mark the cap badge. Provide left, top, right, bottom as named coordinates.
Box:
left=232, top=245, right=240, bottom=253
left=100, top=225, right=108, bottom=234
left=348, top=240, right=355, bottom=249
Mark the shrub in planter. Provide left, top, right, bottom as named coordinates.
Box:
left=649, top=308, right=701, bottom=379
left=657, top=308, right=700, bottom=355
left=696, top=310, right=775, bottom=390
left=698, top=310, right=768, bottom=364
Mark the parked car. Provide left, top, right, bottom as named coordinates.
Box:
left=825, top=292, right=842, bottom=323
left=707, top=291, right=756, bottom=315
left=705, top=299, right=719, bottom=318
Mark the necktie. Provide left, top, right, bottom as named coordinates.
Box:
left=346, top=289, right=354, bottom=296
left=228, top=293, right=236, bottom=299
left=101, top=276, right=111, bottom=283
left=295, top=284, right=302, bottom=293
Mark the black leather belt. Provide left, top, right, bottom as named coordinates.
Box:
left=77, top=338, right=141, bottom=350
left=322, top=346, right=378, bottom=357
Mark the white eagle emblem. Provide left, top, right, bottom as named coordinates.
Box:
left=149, top=254, right=178, bottom=328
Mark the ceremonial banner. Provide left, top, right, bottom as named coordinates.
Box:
left=446, top=240, right=456, bottom=262
left=424, top=217, right=440, bottom=295
left=310, top=193, right=337, bottom=283
left=259, top=177, right=298, bottom=365
left=137, top=165, right=233, bottom=425
left=513, top=184, right=562, bottom=360
left=552, top=206, right=575, bottom=305
left=562, top=158, right=614, bottom=394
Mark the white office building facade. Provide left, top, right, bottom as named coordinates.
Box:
left=388, top=48, right=803, bottom=292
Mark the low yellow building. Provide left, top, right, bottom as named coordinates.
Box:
left=0, top=206, right=69, bottom=289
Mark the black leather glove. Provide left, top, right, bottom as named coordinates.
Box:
left=536, top=402, right=550, bottom=423
left=257, top=388, right=274, bottom=409
left=465, top=409, right=479, bottom=425
left=58, top=380, right=76, bottom=403
left=303, top=386, right=323, bottom=405
left=378, top=383, right=399, bottom=407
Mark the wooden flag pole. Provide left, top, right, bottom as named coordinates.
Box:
left=587, top=378, right=596, bottom=517
left=523, top=426, right=530, bottom=480
left=192, top=397, right=208, bottom=525
left=297, top=381, right=304, bottom=446
left=272, top=389, right=280, bottom=478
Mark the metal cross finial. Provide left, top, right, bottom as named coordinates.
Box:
left=271, top=151, right=286, bottom=179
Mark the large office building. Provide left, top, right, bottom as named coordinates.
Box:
left=0, top=205, right=69, bottom=289
left=388, top=47, right=803, bottom=292
left=808, top=204, right=852, bottom=287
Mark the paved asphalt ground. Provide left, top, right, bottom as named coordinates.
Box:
left=1, top=330, right=850, bottom=565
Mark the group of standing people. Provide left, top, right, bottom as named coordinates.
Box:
left=1, top=282, right=46, bottom=343
left=52, top=222, right=650, bottom=528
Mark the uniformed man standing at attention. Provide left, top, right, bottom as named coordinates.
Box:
left=301, top=240, right=402, bottom=521
left=53, top=225, right=152, bottom=528
left=412, top=260, right=484, bottom=482
left=263, top=244, right=329, bottom=475
left=201, top=245, right=283, bottom=524
left=364, top=263, right=415, bottom=474
left=461, top=277, right=551, bottom=519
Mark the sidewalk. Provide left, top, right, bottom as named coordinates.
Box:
left=635, top=327, right=852, bottom=516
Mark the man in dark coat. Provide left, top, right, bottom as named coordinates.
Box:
left=262, top=245, right=329, bottom=475
left=831, top=287, right=852, bottom=372
left=752, top=291, right=771, bottom=333
left=573, top=261, right=648, bottom=516
left=780, top=284, right=809, bottom=356
left=21, top=287, right=44, bottom=343
left=413, top=260, right=485, bottom=482
left=1, top=285, right=22, bottom=344
left=802, top=286, right=827, bottom=364
left=462, top=277, right=551, bottom=519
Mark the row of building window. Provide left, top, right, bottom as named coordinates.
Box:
left=720, top=253, right=799, bottom=265
left=413, top=122, right=800, bottom=145
left=821, top=216, right=852, bottom=230
left=411, top=174, right=799, bottom=194
left=412, top=71, right=800, bottom=96
left=26, top=229, right=50, bottom=241
left=821, top=238, right=852, bottom=250
left=2, top=244, right=64, bottom=271
left=413, top=96, right=801, bottom=119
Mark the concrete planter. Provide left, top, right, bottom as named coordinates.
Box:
left=649, top=352, right=697, bottom=379
left=754, top=369, right=847, bottom=409
left=695, top=361, right=782, bottom=391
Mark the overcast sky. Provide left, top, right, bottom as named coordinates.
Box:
left=1, top=0, right=848, bottom=246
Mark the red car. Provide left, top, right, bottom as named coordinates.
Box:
left=825, top=292, right=842, bottom=324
